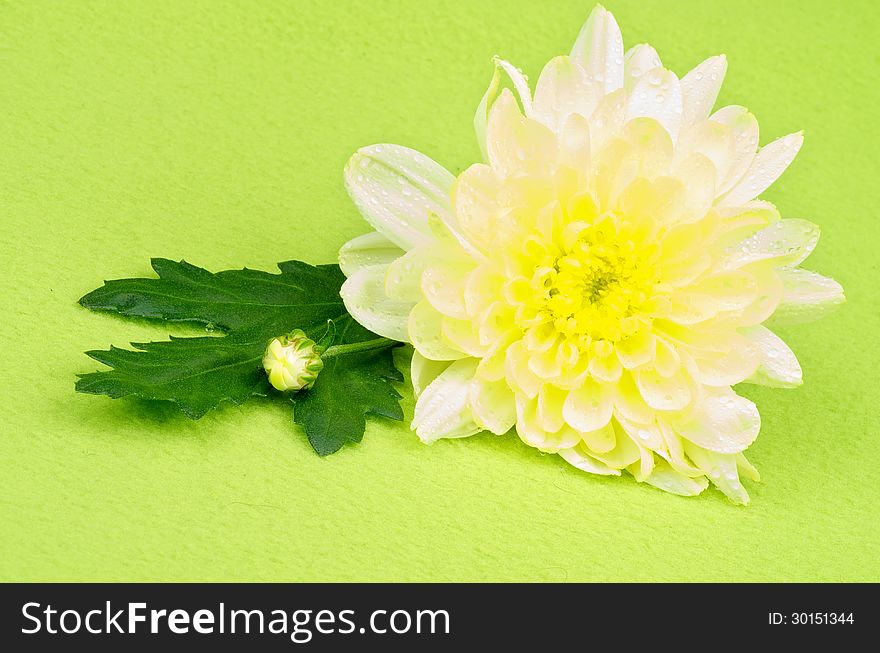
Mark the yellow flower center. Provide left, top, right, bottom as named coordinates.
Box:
left=523, top=218, right=658, bottom=346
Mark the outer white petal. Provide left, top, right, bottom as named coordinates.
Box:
left=486, top=89, right=558, bottom=178
left=493, top=57, right=533, bottom=116
left=642, top=459, right=709, bottom=496
left=412, top=358, right=482, bottom=443
left=719, top=219, right=820, bottom=270
left=719, top=131, right=804, bottom=206
left=474, top=65, right=501, bottom=163
left=683, top=443, right=751, bottom=505
left=474, top=58, right=533, bottom=161
left=338, top=232, right=405, bottom=278
left=768, top=268, right=845, bottom=326
left=558, top=445, right=621, bottom=476
left=570, top=5, right=625, bottom=94
left=533, top=56, right=599, bottom=133
left=469, top=377, right=516, bottom=434
left=680, top=55, right=727, bottom=126
left=627, top=67, right=683, bottom=141
left=709, top=106, right=759, bottom=194
left=411, top=350, right=452, bottom=399
left=384, top=248, right=429, bottom=302
left=452, top=163, right=502, bottom=252
left=672, top=389, right=760, bottom=454
left=408, top=300, right=467, bottom=361
left=344, top=144, right=455, bottom=250
left=340, top=264, right=413, bottom=342
left=623, top=44, right=661, bottom=90
left=742, top=325, right=802, bottom=388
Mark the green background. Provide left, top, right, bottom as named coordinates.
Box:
left=2, top=0, right=878, bottom=582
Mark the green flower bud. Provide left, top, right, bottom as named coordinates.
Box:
left=262, top=329, right=324, bottom=392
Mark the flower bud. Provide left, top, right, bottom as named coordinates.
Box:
left=262, top=329, right=324, bottom=392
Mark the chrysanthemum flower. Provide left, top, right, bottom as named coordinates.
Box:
left=338, top=5, right=844, bottom=503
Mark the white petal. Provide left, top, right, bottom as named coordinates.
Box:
left=642, top=459, right=709, bottom=496
left=486, top=89, right=558, bottom=178
left=408, top=300, right=467, bottom=361
left=683, top=443, right=751, bottom=505
left=422, top=261, right=472, bottom=319
left=719, top=219, right=820, bottom=270
left=742, top=326, right=802, bottom=388
left=709, top=106, right=759, bottom=194
left=570, top=5, right=625, bottom=94
left=562, top=378, right=613, bottom=432
left=673, top=389, right=760, bottom=454
left=453, top=164, right=501, bottom=252
left=719, top=131, right=804, bottom=206
left=627, top=67, right=683, bottom=141
left=340, top=264, right=413, bottom=342
left=559, top=113, right=592, bottom=174
left=469, top=377, right=516, bottom=434
left=474, top=65, right=502, bottom=163
left=680, top=55, right=727, bottom=126
left=338, top=232, right=404, bottom=277
left=411, top=351, right=452, bottom=399
left=344, top=144, right=455, bottom=249
left=412, top=358, right=481, bottom=443
left=558, top=445, right=621, bottom=476
left=384, top=248, right=428, bottom=302
left=768, top=268, right=845, bottom=326
left=533, top=56, right=599, bottom=133
left=589, top=88, right=628, bottom=152
left=473, top=57, right=535, bottom=162
left=623, top=44, right=662, bottom=90
left=636, top=367, right=692, bottom=411
left=493, top=57, right=533, bottom=116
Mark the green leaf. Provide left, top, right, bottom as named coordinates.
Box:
left=78, top=259, right=406, bottom=454
left=79, top=258, right=347, bottom=336
left=76, top=329, right=270, bottom=419
left=292, top=322, right=404, bottom=456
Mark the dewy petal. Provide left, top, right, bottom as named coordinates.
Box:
left=474, top=64, right=502, bottom=163
left=626, top=67, right=683, bottom=141
left=680, top=55, right=727, bottom=126
left=719, top=219, right=820, bottom=270
left=591, top=421, right=641, bottom=468
left=453, top=163, right=502, bottom=252
left=570, top=5, right=625, bottom=94
left=338, top=232, right=404, bottom=278
left=709, top=106, right=759, bottom=194
left=344, top=144, right=455, bottom=249
left=408, top=300, right=468, bottom=361
left=412, top=358, right=482, bottom=443
left=559, top=113, right=592, bottom=175
left=558, top=444, right=621, bottom=476
left=768, top=268, right=845, bottom=326
left=532, top=56, right=599, bottom=133
left=642, top=459, right=709, bottom=497
left=340, top=264, right=413, bottom=342
left=384, top=248, right=429, bottom=302
left=411, top=351, right=452, bottom=399
left=672, top=389, right=760, bottom=454
left=562, top=377, right=613, bottom=432
left=719, top=131, right=804, bottom=206
left=683, top=442, right=751, bottom=505
left=636, top=367, right=692, bottom=411
left=487, top=89, right=558, bottom=178
left=742, top=325, right=803, bottom=388
left=469, top=376, right=516, bottom=434
left=623, top=44, right=662, bottom=91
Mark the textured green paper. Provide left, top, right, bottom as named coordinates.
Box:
left=1, top=0, right=878, bottom=581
